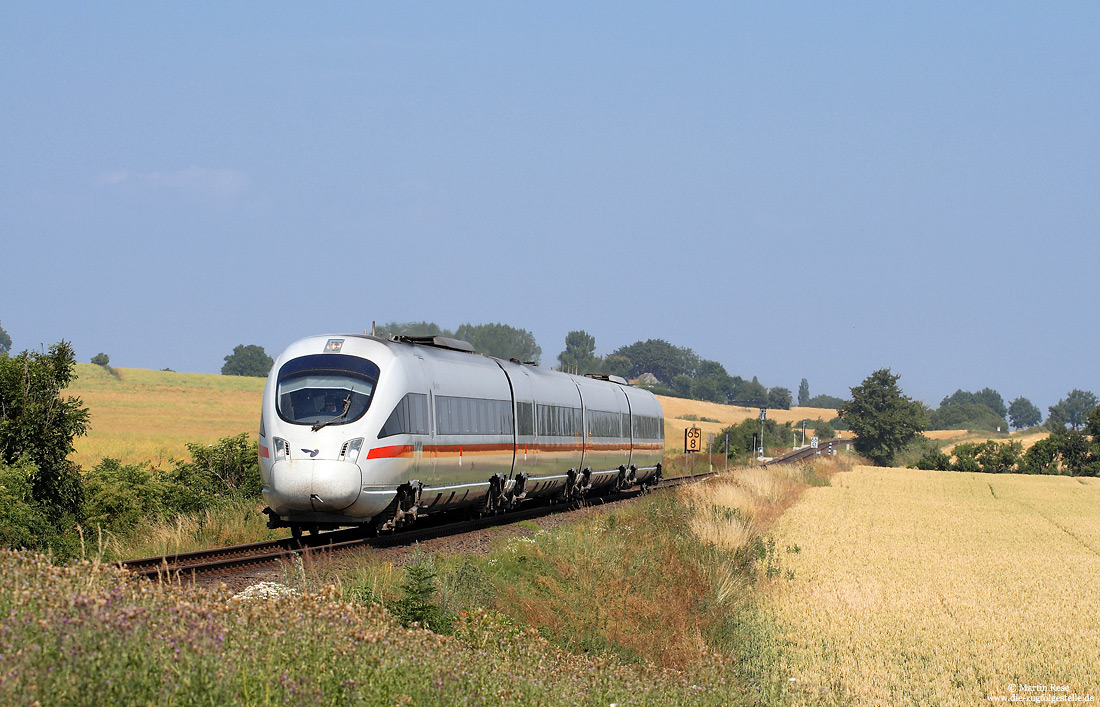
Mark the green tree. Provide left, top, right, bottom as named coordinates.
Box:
left=1007, top=397, right=1041, bottom=430
left=454, top=323, right=541, bottom=363
left=605, top=355, right=631, bottom=378
left=798, top=378, right=810, bottom=406
left=939, top=388, right=1007, bottom=418
left=1047, top=389, right=1098, bottom=431
left=813, top=419, right=835, bottom=440
left=221, top=344, right=274, bottom=377
left=927, top=402, right=1007, bottom=432
left=912, top=445, right=952, bottom=471
left=391, top=553, right=452, bottom=634
left=1019, top=436, right=1062, bottom=475
left=0, top=321, right=11, bottom=356
left=611, top=339, right=699, bottom=386
left=838, top=369, right=926, bottom=466
left=804, top=393, right=847, bottom=409
left=768, top=387, right=792, bottom=410
left=90, top=353, right=110, bottom=367
left=732, top=376, right=768, bottom=407
left=710, top=418, right=790, bottom=460
left=0, top=342, right=89, bottom=522
left=557, top=330, right=603, bottom=375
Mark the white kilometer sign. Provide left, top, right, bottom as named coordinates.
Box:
left=811, top=436, right=819, bottom=449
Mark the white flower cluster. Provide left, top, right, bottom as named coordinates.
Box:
left=233, top=581, right=300, bottom=601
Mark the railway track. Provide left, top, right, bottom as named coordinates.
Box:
left=764, top=437, right=852, bottom=467
left=120, top=471, right=718, bottom=581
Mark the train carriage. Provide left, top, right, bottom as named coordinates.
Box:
left=259, top=333, right=664, bottom=535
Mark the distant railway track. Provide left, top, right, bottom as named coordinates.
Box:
left=764, top=437, right=853, bottom=467
left=120, top=471, right=718, bottom=582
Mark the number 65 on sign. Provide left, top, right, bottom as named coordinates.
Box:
left=685, top=426, right=703, bottom=453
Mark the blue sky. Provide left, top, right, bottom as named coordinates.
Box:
left=2, top=3, right=1097, bottom=413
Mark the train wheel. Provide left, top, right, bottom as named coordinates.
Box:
left=291, top=525, right=303, bottom=540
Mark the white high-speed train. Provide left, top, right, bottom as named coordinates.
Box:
left=259, top=334, right=664, bottom=536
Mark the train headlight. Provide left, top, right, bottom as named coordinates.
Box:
left=340, top=437, right=364, bottom=462
left=273, top=437, right=290, bottom=461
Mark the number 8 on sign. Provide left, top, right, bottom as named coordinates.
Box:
left=685, top=426, right=703, bottom=453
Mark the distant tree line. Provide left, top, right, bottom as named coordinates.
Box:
left=378, top=324, right=818, bottom=409
left=919, top=385, right=1094, bottom=435
left=912, top=406, right=1100, bottom=476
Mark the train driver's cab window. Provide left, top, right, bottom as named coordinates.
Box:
left=276, top=354, right=379, bottom=426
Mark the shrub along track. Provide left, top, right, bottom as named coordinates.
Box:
left=120, top=472, right=717, bottom=584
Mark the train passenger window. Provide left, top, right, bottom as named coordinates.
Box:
left=478, top=399, right=490, bottom=435
left=629, top=414, right=661, bottom=440
left=379, top=393, right=430, bottom=438
left=516, top=402, right=534, bottom=436
left=434, top=396, right=512, bottom=436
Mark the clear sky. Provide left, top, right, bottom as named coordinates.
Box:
left=2, top=3, right=1097, bottom=414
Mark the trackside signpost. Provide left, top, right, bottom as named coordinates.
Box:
left=685, top=426, right=702, bottom=474
left=685, top=426, right=703, bottom=453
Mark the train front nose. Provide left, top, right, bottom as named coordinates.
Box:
left=265, top=459, right=362, bottom=513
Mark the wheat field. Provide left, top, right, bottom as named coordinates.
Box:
left=67, top=364, right=264, bottom=469
left=763, top=466, right=1100, bottom=705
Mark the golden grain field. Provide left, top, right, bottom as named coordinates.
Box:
left=68, top=364, right=264, bottom=469
left=762, top=466, right=1100, bottom=705
left=657, top=395, right=839, bottom=452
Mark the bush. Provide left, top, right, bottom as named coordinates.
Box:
left=90, top=353, right=110, bottom=367
left=1019, top=437, right=1062, bottom=475
left=163, top=433, right=262, bottom=513
left=0, top=459, right=52, bottom=549
left=391, top=552, right=453, bottom=634
left=912, top=447, right=952, bottom=471
left=83, top=459, right=167, bottom=535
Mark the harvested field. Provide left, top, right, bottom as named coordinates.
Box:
left=763, top=466, right=1100, bottom=705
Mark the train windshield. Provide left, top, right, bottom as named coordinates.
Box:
left=275, top=354, right=380, bottom=427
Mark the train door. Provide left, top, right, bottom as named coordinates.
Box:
left=504, top=364, right=536, bottom=478
left=413, top=355, right=437, bottom=486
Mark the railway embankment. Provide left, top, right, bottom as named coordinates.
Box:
left=0, top=454, right=852, bottom=705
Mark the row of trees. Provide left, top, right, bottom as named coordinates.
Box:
left=913, top=410, right=1100, bottom=476
left=922, top=387, right=1095, bottom=434
left=379, top=324, right=804, bottom=409
left=831, top=368, right=1099, bottom=474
